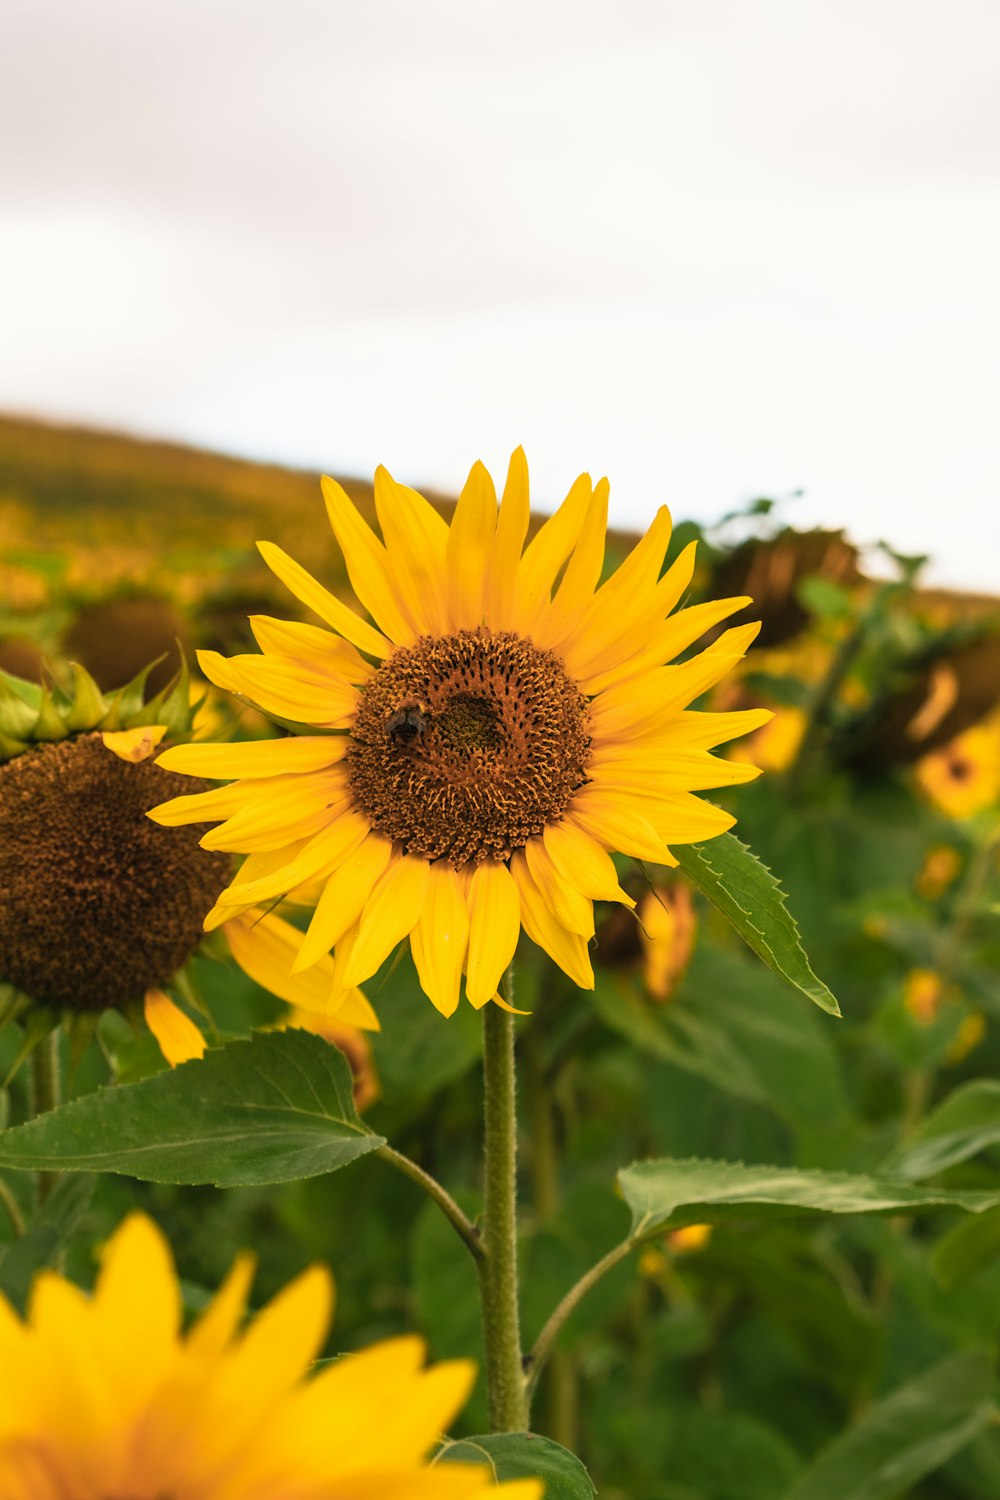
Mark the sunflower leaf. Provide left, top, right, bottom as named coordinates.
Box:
left=0, top=1031, right=384, bottom=1187
left=437, top=1433, right=596, bottom=1499
left=673, top=832, right=841, bottom=1015
left=619, top=1158, right=1000, bottom=1240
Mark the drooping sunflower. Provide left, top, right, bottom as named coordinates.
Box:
left=0, top=1212, right=540, bottom=1500
left=0, top=665, right=377, bottom=1068
left=152, top=452, right=768, bottom=1016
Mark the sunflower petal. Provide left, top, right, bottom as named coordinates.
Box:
left=343, top=855, right=430, bottom=987
left=510, top=853, right=594, bottom=989
left=466, top=860, right=521, bottom=1007
left=410, top=863, right=470, bottom=1016
left=257, top=541, right=391, bottom=658
left=321, top=474, right=417, bottom=646
left=446, top=461, right=498, bottom=629
left=144, top=990, right=206, bottom=1066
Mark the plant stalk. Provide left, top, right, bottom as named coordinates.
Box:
left=30, top=1029, right=61, bottom=1205
left=376, top=1144, right=483, bottom=1261
left=477, top=983, right=528, bottom=1432
left=525, top=1237, right=636, bottom=1405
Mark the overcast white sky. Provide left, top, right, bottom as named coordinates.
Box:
left=1, top=0, right=998, bottom=588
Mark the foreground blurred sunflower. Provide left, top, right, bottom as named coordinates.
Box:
left=152, top=452, right=767, bottom=1015
left=0, top=1213, right=539, bottom=1500
left=0, top=665, right=377, bottom=1068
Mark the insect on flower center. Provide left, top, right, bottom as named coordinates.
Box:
left=348, top=627, right=591, bottom=867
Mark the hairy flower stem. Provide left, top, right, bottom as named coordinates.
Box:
left=477, top=984, right=529, bottom=1433
left=30, top=1030, right=61, bottom=1206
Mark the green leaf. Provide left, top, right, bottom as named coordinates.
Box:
left=438, top=1433, right=596, bottom=1499
left=884, top=1080, right=1000, bottom=1182
left=673, top=833, right=841, bottom=1015
left=618, top=1158, right=1000, bottom=1239
left=592, top=946, right=847, bottom=1129
left=780, top=1351, right=996, bottom=1500
left=0, top=1175, right=94, bottom=1312
left=933, top=1205, right=1000, bottom=1291
left=0, top=1032, right=384, bottom=1187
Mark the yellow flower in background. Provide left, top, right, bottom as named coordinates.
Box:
left=915, top=844, right=963, bottom=901
left=903, top=968, right=946, bottom=1025
left=914, top=723, right=1000, bottom=819
left=730, top=705, right=807, bottom=774
left=638, top=883, right=697, bottom=1003
left=948, top=1011, right=987, bottom=1065
left=153, top=452, right=766, bottom=1016
left=0, top=1214, right=541, bottom=1500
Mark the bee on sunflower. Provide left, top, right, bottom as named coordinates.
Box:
left=0, top=661, right=377, bottom=1074
left=151, top=450, right=768, bottom=1016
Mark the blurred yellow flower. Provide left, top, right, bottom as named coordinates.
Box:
left=668, top=1224, right=713, bottom=1254
left=948, top=1011, right=987, bottom=1064
left=916, top=844, right=963, bottom=901
left=903, top=968, right=946, bottom=1025
left=638, top=883, right=696, bottom=1002
left=731, top=705, right=806, bottom=774
left=153, top=452, right=765, bottom=1016
left=0, top=1213, right=541, bottom=1500
left=914, top=723, right=1000, bottom=819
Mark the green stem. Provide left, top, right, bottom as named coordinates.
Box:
left=525, top=1238, right=636, bottom=1407
left=476, top=982, right=528, bottom=1433
left=0, top=1178, right=25, bottom=1238
left=30, top=1030, right=61, bottom=1205
left=376, top=1145, right=484, bottom=1261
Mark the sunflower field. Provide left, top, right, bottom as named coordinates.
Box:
left=0, top=414, right=999, bottom=1500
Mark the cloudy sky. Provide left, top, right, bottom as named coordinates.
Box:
left=2, top=0, right=998, bottom=587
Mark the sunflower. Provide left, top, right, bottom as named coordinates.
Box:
left=0, top=667, right=376, bottom=1069
left=152, top=452, right=767, bottom=1016
left=913, top=721, right=1000, bottom=820
left=0, top=1212, right=540, bottom=1500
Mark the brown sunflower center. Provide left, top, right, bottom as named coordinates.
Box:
left=0, top=734, right=230, bottom=1012
left=347, top=627, right=591, bottom=866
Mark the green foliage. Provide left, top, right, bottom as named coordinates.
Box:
left=619, top=1158, right=1000, bottom=1239
left=781, top=1352, right=997, bottom=1500
left=439, top=1433, right=596, bottom=1498
left=674, top=834, right=841, bottom=1015
left=0, top=1032, right=384, bottom=1186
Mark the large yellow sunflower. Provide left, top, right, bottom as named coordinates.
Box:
left=151, top=452, right=767, bottom=1016
left=0, top=1213, right=539, bottom=1500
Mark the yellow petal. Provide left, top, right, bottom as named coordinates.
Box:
left=257, top=540, right=391, bottom=658
left=466, top=860, right=521, bottom=1007
left=196, top=650, right=359, bottom=729
left=187, top=1251, right=256, bottom=1359
left=588, top=623, right=762, bottom=741
left=514, top=471, right=593, bottom=631
left=641, top=791, right=736, bottom=845
left=536, top=480, right=609, bottom=645
left=581, top=595, right=753, bottom=695
left=543, top=820, right=635, bottom=906
left=374, top=467, right=450, bottom=638
left=485, top=447, right=530, bottom=628
left=588, top=750, right=762, bottom=791
left=568, top=790, right=677, bottom=864
left=249, top=615, right=373, bottom=681
left=213, top=815, right=369, bottom=907
left=293, top=833, right=394, bottom=972
left=157, top=735, right=349, bottom=780
left=510, top=852, right=594, bottom=989
left=343, top=854, right=430, bottom=987
left=144, top=990, right=206, bottom=1066
left=321, top=473, right=417, bottom=646
left=524, top=837, right=595, bottom=936
left=198, top=773, right=353, bottom=854
left=410, top=863, right=470, bottom=1017
left=558, top=510, right=678, bottom=674
left=101, top=724, right=166, bottom=763
left=446, top=461, right=497, bottom=629
left=95, top=1212, right=181, bottom=1372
